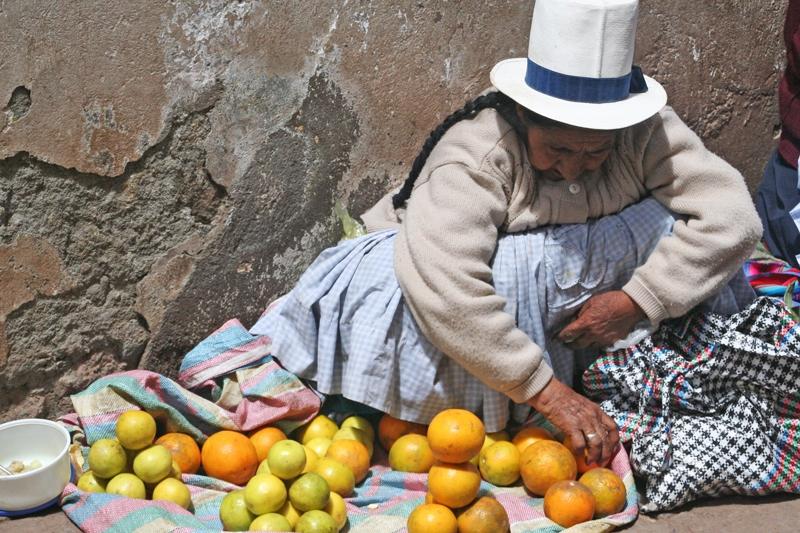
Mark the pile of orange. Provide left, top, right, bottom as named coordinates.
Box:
left=516, top=428, right=626, bottom=527
left=78, top=406, right=627, bottom=531
left=385, top=410, right=627, bottom=531
left=541, top=468, right=628, bottom=527
left=398, top=408, right=510, bottom=533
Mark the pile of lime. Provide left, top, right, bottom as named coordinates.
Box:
left=78, top=411, right=192, bottom=510
left=219, top=414, right=377, bottom=532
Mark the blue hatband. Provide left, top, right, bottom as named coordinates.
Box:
left=525, top=59, right=648, bottom=103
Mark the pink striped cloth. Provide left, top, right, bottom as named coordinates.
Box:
left=58, top=317, right=639, bottom=532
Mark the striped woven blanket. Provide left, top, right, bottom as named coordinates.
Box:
left=58, top=317, right=639, bottom=532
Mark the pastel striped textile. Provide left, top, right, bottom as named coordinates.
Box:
left=58, top=315, right=639, bottom=532
left=68, top=318, right=321, bottom=445
left=60, top=446, right=638, bottom=533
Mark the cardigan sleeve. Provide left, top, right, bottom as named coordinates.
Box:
left=394, top=161, right=554, bottom=403
left=622, top=107, right=763, bottom=323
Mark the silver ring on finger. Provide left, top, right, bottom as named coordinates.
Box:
left=584, top=432, right=599, bottom=441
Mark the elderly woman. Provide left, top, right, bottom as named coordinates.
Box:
left=251, top=0, right=762, bottom=468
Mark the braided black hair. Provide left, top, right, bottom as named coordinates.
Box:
left=391, top=91, right=566, bottom=209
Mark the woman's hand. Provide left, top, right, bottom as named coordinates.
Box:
left=557, top=290, right=646, bottom=349
left=528, top=378, right=620, bottom=467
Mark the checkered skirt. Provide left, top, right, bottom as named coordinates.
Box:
left=250, top=198, right=753, bottom=432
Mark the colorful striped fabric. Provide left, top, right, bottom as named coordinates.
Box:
left=58, top=316, right=639, bottom=532
left=67, top=319, right=321, bottom=444
left=744, top=250, right=800, bottom=321
left=60, top=446, right=638, bottom=533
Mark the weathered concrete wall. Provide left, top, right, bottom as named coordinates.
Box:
left=0, top=0, right=786, bottom=421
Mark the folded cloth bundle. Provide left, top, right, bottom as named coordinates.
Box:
left=745, top=255, right=800, bottom=320
left=584, top=297, right=800, bottom=512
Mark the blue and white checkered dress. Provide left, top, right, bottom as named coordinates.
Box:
left=250, top=198, right=753, bottom=432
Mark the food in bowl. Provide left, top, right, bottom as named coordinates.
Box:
left=0, top=419, right=72, bottom=513
left=5, top=460, right=43, bottom=474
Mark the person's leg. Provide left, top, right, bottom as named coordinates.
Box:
left=250, top=229, right=513, bottom=431
left=496, top=198, right=676, bottom=386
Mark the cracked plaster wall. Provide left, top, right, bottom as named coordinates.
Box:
left=0, top=0, right=787, bottom=420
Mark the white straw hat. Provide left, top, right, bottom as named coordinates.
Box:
left=490, top=0, right=667, bottom=130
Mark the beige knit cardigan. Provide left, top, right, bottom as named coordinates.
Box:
left=362, top=105, right=762, bottom=404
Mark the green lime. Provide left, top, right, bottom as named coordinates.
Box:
left=289, top=472, right=330, bottom=512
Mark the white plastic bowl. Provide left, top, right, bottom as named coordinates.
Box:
left=0, top=418, right=72, bottom=513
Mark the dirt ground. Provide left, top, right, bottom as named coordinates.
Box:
left=1, top=492, right=798, bottom=532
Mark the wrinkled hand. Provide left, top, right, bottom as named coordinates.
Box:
left=557, top=291, right=646, bottom=349
left=529, top=378, right=620, bottom=467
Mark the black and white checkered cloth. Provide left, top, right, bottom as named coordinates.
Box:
left=584, top=297, right=800, bottom=512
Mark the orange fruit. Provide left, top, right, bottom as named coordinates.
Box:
left=106, top=473, right=146, bottom=499
left=325, top=439, right=371, bottom=483
left=511, top=426, right=553, bottom=455
left=219, top=490, right=256, bottom=531
left=579, top=467, right=626, bottom=517
left=305, top=437, right=333, bottom=458
left=378, top=414, right=427, bottom=451
left=77, top=471, right=107, bottom=493
left=116, top=411, right=157, bottom=451
left=267, top=440, right=307, bottom=480
left=314, top=457, right=356, bottom=497
left=249, top=427, right=288, bottom=463
left=388, top=434, right=435, bottom=473
left=424, top=491, right=436, bottom=504
left=340, top=415, right=376, bottom=443
left=333, top=427, right=374, bottom=457
left=427, top=409, right=485, bottom=464
left=428, top=461, right=481, bottom=509
left=132, top=444, right=172, bottom=483
left=301, top=445, right=320, bottom=474
left=456, top=496, right=510, bottom=533
left=288, top=472, right=330, bottom=512
left=201, top=430, right=259, bottom=485
left=543, top=480, right=595, bottom=527
left=155, top=433, right=202, bottom=475
left=277, top=500, right=301, bottom=529
left=407, top=503, right=458, bottom=533
left=324, top=492, right=348, bottom=530
left=88, top=439, right=127, bottom=479
left=519, top=440, right=577, bottom=496
left=152, top=478, right=192, bottom=509
left=295, top=510, right=338, bottom=532
left=478, top=441, right=520, bottom=486
left=563, top=435, right=609, bottom=473
left=294, top=415, right=338, bottom=444
left=470, top=430, right=511, bottom=466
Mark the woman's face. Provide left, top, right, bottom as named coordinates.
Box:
left=523, top=125, right=617, bottom=182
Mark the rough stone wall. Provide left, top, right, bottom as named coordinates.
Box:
left=0, top=0, right=786, bottom=421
